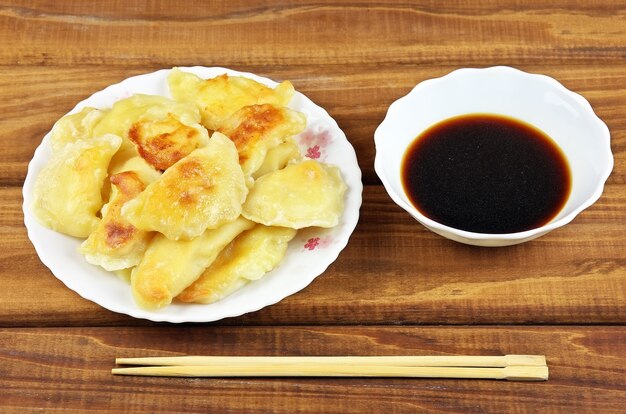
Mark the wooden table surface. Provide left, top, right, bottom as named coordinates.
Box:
left=2, top=1, right=625, bottom=412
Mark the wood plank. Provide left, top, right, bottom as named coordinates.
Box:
left=1, top=63, right=625, bottom=186
left=1, top=325, right=624, bottom=413
left=1, top=1, right=625, bottom=67
left=2, top=2, right=625, bottom=412
left=4, top=185, right=625, bottom=327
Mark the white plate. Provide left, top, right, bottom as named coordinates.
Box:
left=22, top=66, right=362, bottom=322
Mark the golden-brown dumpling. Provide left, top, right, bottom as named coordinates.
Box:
left=252, top=139, right=302, bottom=180
left=31, top=134, right=122, bottom=237
left=108, top=155, right=161, bottom=186
left=121, top=132, right=248, bottom=240
left=178, top=225, right=296, bottom=304
left=92, top=94, right=208, bottom=170
left=242, top=160, right=347, bottom=229
left=49, top=107, right=108, bottom=152
left=218, top=104, right=306, bottom=177
left=79, top=171, right=153, bottom=271
left=105, top=154, right=161, bottom=207
left=131, top=217, right=254, bottom=310
left=168, top=68, right=295, bottom=130
left=128, top=113, right=210, bottom=171
left=92, top=94, right=201, bottom=140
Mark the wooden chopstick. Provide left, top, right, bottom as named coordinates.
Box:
left=112, top=364, right=548, bottom=380
left=115, top=354, right=545, bottom=367
left=112, top=355, right=548, bottom=381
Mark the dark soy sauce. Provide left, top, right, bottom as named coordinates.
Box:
left=402, top=114, right=572, bottom=234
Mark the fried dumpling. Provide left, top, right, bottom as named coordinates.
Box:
left=79, top=171, right=153, bottom=271
left=92, top=94, right=208, bottom=170
left=128, top=113, right=210, bottom=171
left=122, top=132, right=248, bottom=240
left=166, top=68, right=204, bottom=106
left=31, top=134, right=122, bottom=238
left=252, top=139, right=302, bottom=180
left=114, top=267, right=133, bottom=283
left=131, top=217, right=254, bottom=310
left=108, top=155, right=161, bottom=186
left=178, top=225, right=296, bottom=304
left=104, top=154, right=161, bottom=208
left=49, top=107, right=108, bottom=152
left=168, top=68, right=295, bottom=130
left=218, top=104, right=306, bottom=177
left=92, top=94, right=201, bottom=140
left=242, top=160, right=347, bottom=229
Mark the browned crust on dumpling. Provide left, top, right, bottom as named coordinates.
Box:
left=79, top=169, right=153, bottom=271
left=178, top=158, right=205, bottom=179
left=104, top=222, right=137, bottom=248
left=121, top=133, right=248, bottom=240
left=103, top=171, right=146, bottom=249
left=220, top=104, right=284, bottom=148
left=110, top=170, right=145, bottom=197
left=128, top=115, right=203, bottom=171
left=218, top=104, right=284, bottom=163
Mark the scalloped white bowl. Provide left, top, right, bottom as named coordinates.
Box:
left=374, top=66, right=612, bottom=247
left=22, top=67, right=362, bottom=322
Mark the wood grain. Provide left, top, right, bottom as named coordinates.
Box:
left=1, top=326, right=625, bottom=413
left=4, top=185, right=625, bottom=327
left=1, top=0, right=625, bottom=67
left=1, top=1, right=625, bottom=411
left=2, top=63, right=626, bottom=187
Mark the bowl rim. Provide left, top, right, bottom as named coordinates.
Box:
left=374, top=65, right=613, bottom=242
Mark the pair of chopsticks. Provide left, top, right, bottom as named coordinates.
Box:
left=112, top=354, right=548, bottom=381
